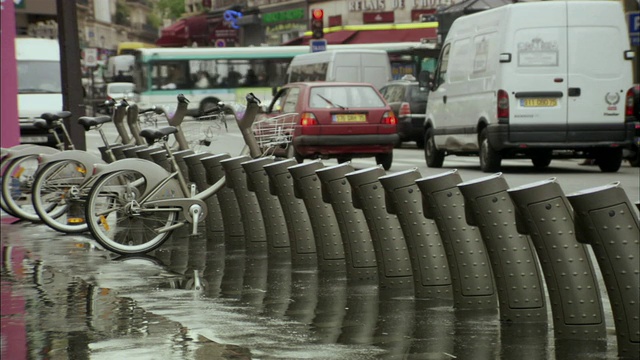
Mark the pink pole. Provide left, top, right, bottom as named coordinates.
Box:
left=1, top=0, right=20, bottom=148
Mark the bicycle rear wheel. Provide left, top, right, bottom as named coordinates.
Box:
left=1, top=155, right=46, bottom=221
left=32, top=160, right=89, bottom=233
left=85, top=169, right=178, bottom=255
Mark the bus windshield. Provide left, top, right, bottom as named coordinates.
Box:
left=17, top=60, right=62, bottom=93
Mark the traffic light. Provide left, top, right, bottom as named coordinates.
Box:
left=311, top=9, right=324, bottom=39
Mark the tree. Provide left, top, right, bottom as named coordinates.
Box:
left=156, top=0, right=186, bottom=20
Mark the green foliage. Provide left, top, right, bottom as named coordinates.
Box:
left=156, top=0, right=186, bottom=20
left=115, top=0, right=131, bottom=26
left=147, top=12, right=162, bottom=28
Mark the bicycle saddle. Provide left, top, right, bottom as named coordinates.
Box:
left=78, top=116, right=112, bottom=131
left=140, top=126, right=178, bottom=145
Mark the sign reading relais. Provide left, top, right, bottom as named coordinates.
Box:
left=348, top=0, right=455, bottom=11
left=262, top=8, right=305, bottom=24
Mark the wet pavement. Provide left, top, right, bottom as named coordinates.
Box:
left=1, top=212, right=626, bottom=359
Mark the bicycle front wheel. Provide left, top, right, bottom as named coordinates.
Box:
left=1, top=155, right=43, bottom=222
left=85, top=169, right=178, bottom=255
left=32, top=160, right=89, bottom=233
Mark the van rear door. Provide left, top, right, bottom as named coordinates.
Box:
left=506, top=2, right=568, bottom=143
left=566, top=1, right=630, bottom=142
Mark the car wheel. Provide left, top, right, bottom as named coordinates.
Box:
left=375, top=152, right=393, bottom=170
left=424, top=128, right=444, bottom=168
left=479, top=128, right=501, bottom=173
left=198, top=99, right=219, bottom=117
left=596, top=148, right=622, bottom=173
left=531, top=150, right=552, bottom=169
left=337, top=156, right=351, bottom=164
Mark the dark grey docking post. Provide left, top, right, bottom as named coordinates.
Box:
left=457, top=173, right=547, bottom=323
left=172, top=149, right=195, bottom=183
left=241, top=157, right=291, bottom=263
left=200, top=153, right=244, bottom=241
left=507, top=178, right=606, bottom=340
left=415, top=170, right=497, bottom=310
left=150, top=149, right=172, bottom=172
left=316, top=163, right=378, bottom=283
left=287, top=160, right=346, bottom=274
left=263, top=159, right=319, bottom=270
left=567, top=182, right=639, bottom=357
left=345, top=166, right=414, bottom=291
left=134, top=146, right=160, bottom=161
left=184, top=152, right=224, bottom=235
left=378, top=168, right=452, bottom=299
left=121, top=145, right=147, bottom=159
left=220, top=155, right=267, bottom=255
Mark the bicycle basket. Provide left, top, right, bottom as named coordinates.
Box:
left=251, top=113, right=299, bottom=152
left=181, top=112, right=228, bottom=149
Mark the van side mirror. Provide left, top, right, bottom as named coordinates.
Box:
left=418, top=70, right=433, bottom=90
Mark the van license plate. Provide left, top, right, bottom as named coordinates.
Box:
left=20, top=136, right=48, bottom=143
left=520, top=98, right=557, bottom=107
left=333, top=114, right=366, bottom=123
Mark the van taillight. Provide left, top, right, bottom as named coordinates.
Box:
left=399, top=102, right=411, bottom=117
left=300, top=112, right=317, bottom=126
left=382, top=111, right=397, bottom=125
left=625, top=87, right=635, bottom=117
left=497, top=90, right=509, bottom=123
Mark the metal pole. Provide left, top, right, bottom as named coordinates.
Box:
left=56, top=0, right=86, bottom=150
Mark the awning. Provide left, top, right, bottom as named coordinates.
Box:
left=282, top=27, right=436, bottom=46
left=155, top=21, right=188, bottom=47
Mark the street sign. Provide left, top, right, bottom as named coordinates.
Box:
left=629, top=12, right=640, bottom=46
left=310, top=39, right=327, bottom=53
left=84, top=48, right=98, bottom=67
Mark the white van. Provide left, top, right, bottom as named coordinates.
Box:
left=16, top=37, right=63, bottom=146
left=287, top=50, right=392, bottom=89
left=104, top=54, right=134, bottom=82
left=422, top=1, right=636, bottom=173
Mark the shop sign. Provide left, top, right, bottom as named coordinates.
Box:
left=262, top=8, right=305, bottom=24
left=266, top=22, right=306, bottom=34
left=412, top=0, right=456, bottom=10
left=349, top=0, right=406, bottom=12
left=363, top=11, right=394, bottom=23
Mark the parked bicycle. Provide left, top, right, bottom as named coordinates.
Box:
left=83, top=93, right=298, bottom=255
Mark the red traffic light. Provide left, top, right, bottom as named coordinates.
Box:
left=312, top=9, right=324, bottom=20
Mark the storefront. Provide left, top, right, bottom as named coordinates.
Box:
left=260, top=2, right=308, bottom=46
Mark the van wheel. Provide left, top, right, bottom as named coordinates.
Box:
left=424, top=128, right=444, bottom=168
left=596, top=148, right=622, bottom=173
left=479, top=129, right=502, bottom=173
left=375, top=152, right=393, bottom=170
left=531, top=150, right=552, bottom=169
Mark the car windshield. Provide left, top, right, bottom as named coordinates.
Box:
left=109, top=84, right=135, bottom=93
left=17, top=60, right=62, bottom=93
left=309, top=86, right=386, bottom=109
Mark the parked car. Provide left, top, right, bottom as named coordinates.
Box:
left=106, top=82, right=135, bottom=102
left=262, top=82, right=398, bottom=170
left=379, top=75, right=429, bottom=148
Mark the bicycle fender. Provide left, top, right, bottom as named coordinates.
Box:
left=5, top=145, right=60, bottom=160
left=38, top=150, right=106, bottom=182
left=93, top=158, right=180, bottom=199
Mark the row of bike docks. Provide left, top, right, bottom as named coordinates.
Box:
left=0, top=94, right=638, bottom=358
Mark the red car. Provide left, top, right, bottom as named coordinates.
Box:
left=263, top=82, right=398, bottom=170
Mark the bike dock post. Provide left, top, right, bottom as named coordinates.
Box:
left=345, top=166, right=414, bottom=293
left=567, top=183, right=640, bottom=358
left=457, top=173, right=547, bottom=323
left=378, top=169, right=452, bottom=299
left=201, top=153, right=244, bottom=245
left=241, top=157, right=291, bottom=264
left=415, top=170, right=497, bottom=311
left=287, top=160, right=346, bottom=274
left=316, top=163, right=378, bottom=285
left=185, top=152, right=224, bottom=237
left=263, top=158, right=318, bottom=270
left=220, top=155, right=267, bottom=255
left=507, top=179, right=606, bottom=344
